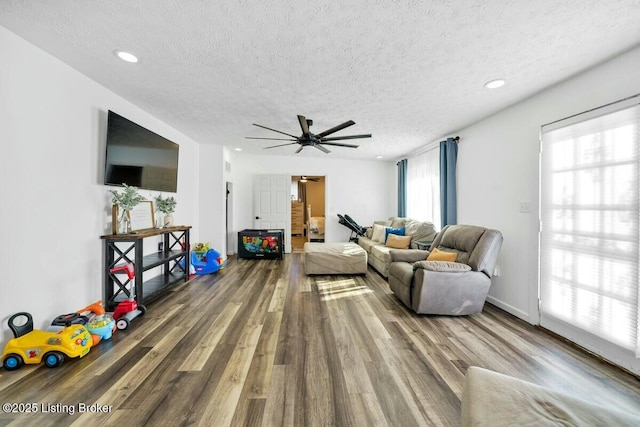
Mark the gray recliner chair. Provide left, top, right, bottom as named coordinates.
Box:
left=387, top=224, right=503, bottom=315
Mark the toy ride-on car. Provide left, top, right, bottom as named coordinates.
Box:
left=191, top=248, right=225, bottom=275
left=2, top=312, right=92, bottom=370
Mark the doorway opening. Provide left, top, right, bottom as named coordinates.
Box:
left=291, top=175, right=325, bottom=252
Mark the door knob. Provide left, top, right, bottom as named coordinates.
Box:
left=255, top=216, right=260, bottom=220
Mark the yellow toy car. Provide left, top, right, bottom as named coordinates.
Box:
left=2, top=312, right=92, bottom=370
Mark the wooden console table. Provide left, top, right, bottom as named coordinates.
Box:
left=100, top=226, right=191, bottom=311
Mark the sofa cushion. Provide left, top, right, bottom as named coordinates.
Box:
left=384, top=226, right=405, bottom=243
left=388, top=217, right=408, bottom=228
left=427, top=248, right=457, bottom=262
left=366, top=220, right=392, bottom=239
left=370, top=244, right=392, bottom=265
left=436, top=225, right=485, bottom=265
left=357, top=236, right=378, bottom=253
left=371, top=224, right=387, bottom=243
left=389, top=249, right=431, bottom=263
left=404, top=219, right=437, bottom=247
left=413, top=260, right=471, bottom=272
left=385, top=234, right=412, bottom=249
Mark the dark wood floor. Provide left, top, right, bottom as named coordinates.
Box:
left=1, top=254, right=639, bottom=426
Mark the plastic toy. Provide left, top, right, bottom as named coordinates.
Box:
left=241, top=235, right=279, bottom=254
left=192, top=242, right=210, bottom=252
left=49, top=311, right=99, bottom=345
left=77, top=300, right=108, bottom=319
left=109, top=263, right=145, bottom=330
left=85, top=316, right=116, bottom=340
left=191, top=248, right=225, bottom=275
left=75, top=300, right=115, bottom=344
left=2, top=312, right=92, bottom=370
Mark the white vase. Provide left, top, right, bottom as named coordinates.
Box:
left=163, top=214, right=174, bottom=227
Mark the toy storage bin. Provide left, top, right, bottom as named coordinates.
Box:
left=237, top=229, right=284, bottom=259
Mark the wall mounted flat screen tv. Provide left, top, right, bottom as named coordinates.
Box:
left=104, top=110, right=179, bottom=193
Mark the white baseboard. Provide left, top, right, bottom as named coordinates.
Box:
left=485, top=295, right=532, bottom=324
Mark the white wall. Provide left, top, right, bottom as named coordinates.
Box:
left=0, top=26, right=201, bottom=340
left=456, top=45, right=640, bottom=324
left=197, top=144, right=225, bottom=255
left=228, top=152, right=396, bottom=250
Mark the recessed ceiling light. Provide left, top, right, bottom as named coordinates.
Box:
left=234, top=147, right=242, bottom=151
left=114, top=50, right=138, bottom=63
left=376, top=155, right=384, bottom=159
left=484, top=79, right=505, bottom=89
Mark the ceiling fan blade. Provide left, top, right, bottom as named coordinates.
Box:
left=315, top=120, right=355, bottom=138
left=297, top=115, right=310, bottom=136
left=314, top=144, right=331, bottom=154
left=319, top=142, right=359, bottom=148
left=252, top=123, right=298, bottom=138
left=295, top=146, right=304, bottom=153
left=245, top=137, right=297, bottom=141
left=320, top=134, right=371, bottom=141
left=264, top=142, right=300, bottom=149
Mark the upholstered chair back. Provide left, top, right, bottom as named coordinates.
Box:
left=431, top=225, right=503, bottom=278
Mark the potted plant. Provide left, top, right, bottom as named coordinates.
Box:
left=154, top=194, right=177, bottom=227
left=111, top=184, right=146, bottom=233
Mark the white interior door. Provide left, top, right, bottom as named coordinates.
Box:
left=253, top=174, right=291, bottom=253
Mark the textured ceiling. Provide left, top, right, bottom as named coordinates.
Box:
left=2, top=0, right=640, bottom=160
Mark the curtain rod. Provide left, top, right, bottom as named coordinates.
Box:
left=541, top=93, right=640, bottom=128
left=399, top=135, right=460, bottom=161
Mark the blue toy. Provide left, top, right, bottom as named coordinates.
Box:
left=191, top=249, right=225, bottom=275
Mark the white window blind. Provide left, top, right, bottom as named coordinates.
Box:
left=540, top=99, right=640, bottom=375
left=406, top=147, right=440, bottom=228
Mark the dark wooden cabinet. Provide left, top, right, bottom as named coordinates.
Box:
left=100, top=226, right=191, bottom=311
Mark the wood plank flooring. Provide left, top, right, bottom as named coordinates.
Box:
left=1, top=253, right=639, bottom=426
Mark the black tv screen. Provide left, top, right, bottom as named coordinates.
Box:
left=104, top=111, right=179, bottom=192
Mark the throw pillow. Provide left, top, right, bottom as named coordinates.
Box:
left=384, top=226, right=405, bottom=243
left=371, top=224, right=387, bottom=243
left=413, top=260, right=471, bottom=272
left=427, top=247, right=457, bottom=262
left=385, top=234, right=412, bottom=249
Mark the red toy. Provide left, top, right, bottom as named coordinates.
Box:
left=109, top=263, right=146, bottom=330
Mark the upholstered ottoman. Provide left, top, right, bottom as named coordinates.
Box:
left=304, top=242, right=368, bottom=275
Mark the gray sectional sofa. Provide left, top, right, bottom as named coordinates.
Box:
left=357, top=217, right=437, bottom=278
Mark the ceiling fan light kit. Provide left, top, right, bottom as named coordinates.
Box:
left=246, top=115, right=371, bottom=154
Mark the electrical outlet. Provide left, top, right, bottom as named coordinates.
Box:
left=493, top=266, right=501, bottom=276
left=519, top=201, right=531, bottom=213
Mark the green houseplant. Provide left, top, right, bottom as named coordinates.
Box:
left=154, top=194, right=177, bottom=227
left=111, top=184, right=146, bottom=233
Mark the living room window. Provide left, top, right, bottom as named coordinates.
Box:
left=406, top=147, right=441, bottom=229
left=540, top=96, right=640, bottom=373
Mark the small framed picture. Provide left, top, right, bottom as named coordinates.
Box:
left=112, top=201, right=156, bottom=234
